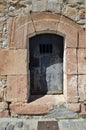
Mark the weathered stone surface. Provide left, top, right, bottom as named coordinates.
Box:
left=16, top=121, right=23, bottom=128
left=0, top=0, right=85, bottom=50
left=31, top=12, right=61, bottom=21
left=10, top=103, right=50, bottom=115
left=59, top=119, right=86, bottom=130
left=46, top=105, right=78, bottom=119
left=0, top=121, right=9, bottom=129
left=66, top=75, right=78, bottom=103
left=0, top=22, right=4, bottom=31
left=58, top=22, right=78, bottom=48
left=0, top=4, right=6, bottom=13
left=7, top=75, right=28, bottom=102
left=32, top=0, right=47, bottom=12
left=34, top=20, right=58, bottom=33
left=78, top=49, right=86, bottom=74
left=68, top=0, right=85, bottom=4
left=78, top=75, right=86, bottom=102
left=80, top=104, right=86, bottom=115
left=60, top=15, right=82, bottom=30
left=7, top=18, right=15, bottom=49
left=0, top=102, right=8, bottom=110
left=47, top=0, right=62, bottom=13
left=63, top=6, right=77, bottom=20
left=10, top=95, right=65, bottom=115
left=0, top=118, right=86, bottom=130
left=38, top=121, right=59, bottom=130
left=8, top=14, right=34, bottom=49
left=78, top=9, right=85, bottom=19
left=8, top=12, right=16, bottom=17
left=13, top=14, right=29, bottom=49
left=0, top=110, right=9, bottom=117
left=0, top=1, right=85, bottom=117
left=27, top=22, right=35, bottom=36
left=8, top=0, right=19, bottom=5
left=79, top=29, right=85, bottom=48
left=0, top=76, right=6, bottom=100
left=0, top=49, right=27, bottom=75
left=0, top=90, right=3, bottom=101
left=68, top=103, right=81, bottom=112
left=31, top=12, right=60, bottom=32
left=65, top=49, right=77, bottom=74
left=7, top=124, right=15, bottom=130
left=14, top=24, right=27, bottom=49
left=0, top=76, right=7, bottom=90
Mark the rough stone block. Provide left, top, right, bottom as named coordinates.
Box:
left=31, top=12, right=61, bottom=21
left=8, top=18, right=17, bottom=49
left=15, top=14, right=31, bottom=29
left=47, top=0, right=61, bottom=13
left=0, top=102, right=8, bottom=110
left=58, top=22, right=78, bottom=47
left=60, top=15, right=81, bottom=29
left=79, top=29, right=85, bottom=48
left=0, top=49, right=27, bottom=75
left=7, top=18, right=13, bottom=47
left=78, top=49, right=86, bottom=74
left=8, top=14, right=34, bottom=49
left=31, top=12, right=60, bottom=32
left=68, top=0, right=85, bottom=4
left=10, top=103, right=50, bottom=115
left=0, top=75, right=7, bottom=90
left=32, top=0, right=47, bottom=12
left=78, top=9, right=85, bottom=19
left=14, top=25, right=27, bottom=49
left=0, top=90, right=3, bottom=101
left=80, top=104, right=86, bottom=115
left=10, top=95, right=61, bottom=115
left=64, top=6, right=77, bottom=20
left=27, top=22, right=35, bottom=36
left=78, top=75, right=86, bottom=102
left=14, top=14, right=28, bottom=49
left=66, top=75, right=78, bottom=103
left=68, top=103, right=81, bottom=112
left=65, top=48, right=77, bottom=74
left=34, top=20, right=58, bottom=33
left=7, top=75, right=28, bottom=102
left=0, top=110, right=9, bottom=117
left=0, top=4, right=6, bottom=13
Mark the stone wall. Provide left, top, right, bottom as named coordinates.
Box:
left=0, top=0, right=86, bottom=117
left=0, top=0, right=85, bottom=49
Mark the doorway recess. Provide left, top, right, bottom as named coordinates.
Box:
left=29, top=33, right=64, bottom=95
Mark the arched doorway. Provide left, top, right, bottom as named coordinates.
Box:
left=29, top=33, right=64, bottom=95
left=7, top=12, right=84, bottom=104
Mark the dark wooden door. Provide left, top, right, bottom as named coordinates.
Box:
left=29, top=34, right=63, bottom=95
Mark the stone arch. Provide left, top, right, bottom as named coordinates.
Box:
left=7, top=12, right=85, bottom=103
left=8, top=12, right=85, bottom=49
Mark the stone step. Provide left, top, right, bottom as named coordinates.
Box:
left=10, top=95, right=65, bottom=115
left=0, top=118, right=86, bottom=130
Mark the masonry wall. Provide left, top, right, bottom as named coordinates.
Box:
left=0, top=0, right=86, bottom=117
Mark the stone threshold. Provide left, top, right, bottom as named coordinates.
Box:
left=10, top=95, right=65, bottom=116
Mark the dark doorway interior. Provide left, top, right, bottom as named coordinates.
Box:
left=29, top=34, right=64, bottom=95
